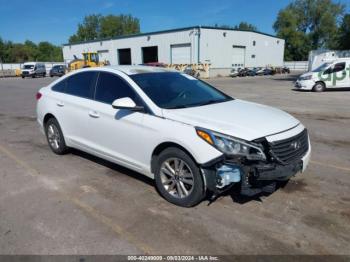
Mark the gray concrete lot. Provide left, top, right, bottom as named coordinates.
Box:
left=0, top=74, right=349, bottom=255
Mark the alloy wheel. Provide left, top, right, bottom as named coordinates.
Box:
left=47, top=124, right=61, bottom=150
left=160, top=158, right=194, bottom=198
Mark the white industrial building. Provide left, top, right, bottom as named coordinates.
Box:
left=62, top=26, right=285, bottom=77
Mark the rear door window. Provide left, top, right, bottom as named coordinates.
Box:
left=52, top=80, right=66, bottom=93
left=66, top=71, right=97, bottom=99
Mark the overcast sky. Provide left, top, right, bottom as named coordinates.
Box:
left=0, top=0, right=349, bottom=45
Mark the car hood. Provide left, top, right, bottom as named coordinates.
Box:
left=300, top=72, right=314, bottom=78
left=162, top=99, right=300, bottom=141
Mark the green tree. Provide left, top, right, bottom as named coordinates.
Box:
left=234, top=22, right=258, bottom=31
left=213, top=22, right=258, bottom=31
left=69, top=14, right=101, bottom=43
left=274, top=0, right=345, bottom=60
left=0, top=38, right=62, bottom=63
left=0, top=38, right=5, bottom=63
left=336, top=14, right=350, bottom=49
left=37, top=41, right=63, bottom=61
left=100, top=14, right=140, bottom=38
left=69, top=14, right=140, bottom=43
left=24, top=40, right=39, bottom=61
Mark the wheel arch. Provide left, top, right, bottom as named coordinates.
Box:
left=150, top=142, right=198, bottom=174
left=43, top=113, right=56, bottom=126
left=314, top=80, right=326, bottom=88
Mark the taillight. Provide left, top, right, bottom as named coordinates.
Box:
left=36, top=92, right=42, bottom=100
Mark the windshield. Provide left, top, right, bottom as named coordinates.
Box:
left=23, top=65, right=34, bottom=69
left=312, top=63, right=332, bottom=72
left=130, top=72, right=233, bottom=109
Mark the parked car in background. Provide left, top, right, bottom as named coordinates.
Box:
left=295, top=58, right=350, bottom=92
left=36, top=66, right=311, bottom=207
left=142, top=62, right=167, bottom=68
left=255, top=68, right=265, bottom=76
left=246, top=68, right=260, bottom=76
left=50, top=65, right=66, bottom=77
left=263, top=68, right=273, bottom=75
left=282, top=66, right=290, bottom=74
left=238, top=68, right=250, bottom=77
left=21, top=62, right=46, bottom=78
left=229, top=68, right=241, bottom=77
left=183, top=66, right=200, bottom=78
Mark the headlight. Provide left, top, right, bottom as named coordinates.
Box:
left=196, top=128, right=266, bottom=161
left=300, top=75, right=312, bottom=81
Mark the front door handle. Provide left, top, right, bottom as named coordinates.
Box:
left=56, top=101, right=64, bottom=107
left=88, top=110, right=100, bottom=118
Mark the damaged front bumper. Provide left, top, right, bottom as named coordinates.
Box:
left=201, top=145, right=311, bottom=197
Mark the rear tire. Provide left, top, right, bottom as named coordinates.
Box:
left=154, top=147, right=205, bottom=207
left=313, top=82, right=325, bottom=92
left=45, top=118, right=69, bottom=155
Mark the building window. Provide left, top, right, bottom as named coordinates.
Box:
left=251, top=55, right=256, bottom=58
left=277, top=40, right=280, bottom=44
left=253, top=41, right=256, bottom=46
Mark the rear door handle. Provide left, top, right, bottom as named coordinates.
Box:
left=56, top=101, right=64, bottom=107
left=88, top=110, right=100, bottom=118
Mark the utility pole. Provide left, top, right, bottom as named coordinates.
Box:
left=0, top=58, right=3, bottom=78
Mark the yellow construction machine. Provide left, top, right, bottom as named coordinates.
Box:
left=68, top=52, right=108, bottom=71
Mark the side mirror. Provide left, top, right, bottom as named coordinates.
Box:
left=112, top=97, right=144, bottom=112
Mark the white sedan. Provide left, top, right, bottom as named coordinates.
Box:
left=36, top=66, right=311, bottom=207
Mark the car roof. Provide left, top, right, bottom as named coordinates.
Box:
left=105, top=65, right=177, bottom=75
left=65, top=65, right=179, bottom=77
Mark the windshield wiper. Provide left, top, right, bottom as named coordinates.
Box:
left=191, top=98, right=231, bottom=107
left=165, top=98, right=231, bottom=109
left=164, top=105, right=190, bottom=109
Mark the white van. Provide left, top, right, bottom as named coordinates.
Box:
left=21, top=62, right=46, bottom=78
left=295, top=58, right=350, bottom=92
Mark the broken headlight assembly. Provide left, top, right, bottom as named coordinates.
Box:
left=196, top=127, right=266, bottom=161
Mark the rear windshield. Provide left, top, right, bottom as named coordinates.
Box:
left=130, top=72, right=232, bottom=109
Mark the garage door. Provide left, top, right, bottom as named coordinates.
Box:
left=171, top=44, right=191, bottom=64
left=232, top=47, right=245, bottom=68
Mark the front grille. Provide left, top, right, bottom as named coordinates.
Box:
left=269, top=129, right=309, bottom=164
left=22, top=71, right=29, bottom=75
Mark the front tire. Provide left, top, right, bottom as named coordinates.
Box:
left=154, top=147, right=205, bottom=207
left=313, top=82, right=325, bottom=92
left=45, top=118, right=69, bottom=155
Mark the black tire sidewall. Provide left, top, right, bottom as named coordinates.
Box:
left=154, top=147, right=205, bottom=207
left=45, top=118, right=68, bottom=155
left=313, top=82, right=325, bottom=92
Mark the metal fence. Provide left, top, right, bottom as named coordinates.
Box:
left=0, top=62, right=64, bottom=72
left=0, top=62, right=65, bottom=77
left=284, top=61, right=308, bottom=72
